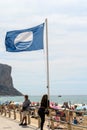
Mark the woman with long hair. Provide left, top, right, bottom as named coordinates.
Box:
left=38, top=94, right=49, bottom=130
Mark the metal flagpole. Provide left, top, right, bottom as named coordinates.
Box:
left=45, top=18, right=51, bottom=130
left=45, top=18, right=50, bottom=101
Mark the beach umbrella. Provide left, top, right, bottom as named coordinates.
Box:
left=50, top=105, right=61, bottom=110
left=76, top=105, right=87, bottom=110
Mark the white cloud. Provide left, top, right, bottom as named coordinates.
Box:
left=0, top=0, right=87, bottom=95
left=46, top=14, right=87, bottom=26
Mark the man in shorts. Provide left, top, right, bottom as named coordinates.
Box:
left=19, top=95, right=31, bottom=126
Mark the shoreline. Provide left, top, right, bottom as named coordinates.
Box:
left=0, top=95, right=87, bottom=105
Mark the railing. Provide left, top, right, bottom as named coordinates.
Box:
left=48, top=116, right=87, bottom=130
left=0, top=105, right=87, bottom=130
left=0, top=105, right=31, bottom=124
left=48, top=108, right=87, bottom=130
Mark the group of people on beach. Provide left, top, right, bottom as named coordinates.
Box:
left=19, top=94, right=49, bottom=130
left=18, top=94, right=85, bottom=130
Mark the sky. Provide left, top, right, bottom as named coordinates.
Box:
left=0, top=0, right=87, bottom=95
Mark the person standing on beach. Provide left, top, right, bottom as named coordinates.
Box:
left=38, top=94, right=49, bottom=130
left=19, top=95, right=31, bottom=126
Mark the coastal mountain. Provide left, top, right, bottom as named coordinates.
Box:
left=0, top=63, right=23, bottom=96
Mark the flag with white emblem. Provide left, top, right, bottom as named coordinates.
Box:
left=5, top=23, right=44, bottom=52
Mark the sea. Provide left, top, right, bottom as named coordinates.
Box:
left=0, top=95, right=87, bottom=105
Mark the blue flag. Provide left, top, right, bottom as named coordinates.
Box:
left=5, top=23, right=44, bottom=52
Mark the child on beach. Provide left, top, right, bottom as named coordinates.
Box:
left=73, top=117, right=79, bottom=124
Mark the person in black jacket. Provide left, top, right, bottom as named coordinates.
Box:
left=38, top=94, right=49, bottom=130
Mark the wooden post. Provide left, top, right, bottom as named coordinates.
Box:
left=67, top=110, right=72, bottom=130
left=14, top=110, right=16, bottom=119
left=50, top=110, right=54, bottom=130
left=4, top=109, right=6, bottom=116
left=38, top=116, right=41, bottom=128
left=1, top=109, right=3, bottom=115
left=27, top=113, right=31, bottom=124
left=3, top=110, right=5, bottom=116
left=9, top=110, right=11, bottom=118
left=50, top=120, right=54, bottom=130
left=20, top=111, right=22, bottom=122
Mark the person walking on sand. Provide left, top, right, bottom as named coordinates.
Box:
left=38, top=94, right=49, bottom=130
left=19, top=95, right=31, bottom=126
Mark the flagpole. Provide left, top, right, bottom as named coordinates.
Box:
left=45, top=18, right=50, bottom=130
left=45, top=18, right=50, bottom=101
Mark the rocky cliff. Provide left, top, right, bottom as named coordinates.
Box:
left=0, top=63, right=23, bottom=96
